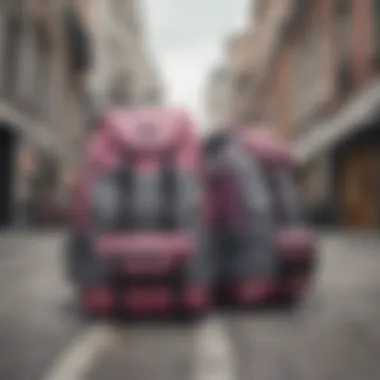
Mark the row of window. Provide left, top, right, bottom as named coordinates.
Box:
left=334, top=0, right=380, bottom=97
left=294, top=0, right=380, bottom=130
left=0, top=7, right=51, bottom=118
left=372, top=0, right=380, bottom=68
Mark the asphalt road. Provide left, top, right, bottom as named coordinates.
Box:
left=0, top=232, right=85, bottom=380
left=1, top=231, right=380, bottom=380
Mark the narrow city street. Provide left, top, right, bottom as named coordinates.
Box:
left=1, top=232, right=380, bottom=380
left=0, top=232, right=86, bottom=380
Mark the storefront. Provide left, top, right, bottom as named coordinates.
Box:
left=332, top=121, right=380, bottom=228
left=295, top=80, right=380, bottom=229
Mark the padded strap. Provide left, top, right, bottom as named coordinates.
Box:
left=159, top=152, right=177, bottom=230
left=117, top=152, right=134, bottom=229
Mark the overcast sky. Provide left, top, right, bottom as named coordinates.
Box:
left=141, top=0, right=249, bottom=130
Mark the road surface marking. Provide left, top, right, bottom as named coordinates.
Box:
left=40, top=324, right=115, bottom=380
left=193, top=315, right=236, bottom=380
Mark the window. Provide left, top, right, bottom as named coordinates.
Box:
left=294, top=24, right=325, bottom=126
left=334, top=0, right=353, bottom=97
left=63, top=6, right=91, bottom=73
left=334, top=0, right=351, bottom=59
left=2, top=15, right=22, bottom=98
left=34, top=32, right=51, bottom=117
left=337, top=63, right=353, bottom=99
left=372, top=0, right=380, bottom=69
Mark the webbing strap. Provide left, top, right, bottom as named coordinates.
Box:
left=159, top=153, right=177, bottom=230
left=117, top=152, right=134, bottom=229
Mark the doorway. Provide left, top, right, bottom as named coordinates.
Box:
left=0, top=127, right=16, bottom=228
left=339, top=144, right=379, bottom=228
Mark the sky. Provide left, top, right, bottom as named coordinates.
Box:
left=141, top=0, right=249, bottom=131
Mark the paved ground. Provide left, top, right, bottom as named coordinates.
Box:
left=0, top=232, right=85, bottom=380
left=1, top=231, right=380, bottom=379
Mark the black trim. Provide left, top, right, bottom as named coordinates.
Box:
left=117, top=152, right=134, bottom=229
left=160, top=152, right=177, bottom=230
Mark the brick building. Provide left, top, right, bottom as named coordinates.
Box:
left=238, top=0, right=380, bottom=229
left=0, top=0, right=91, bottom=227
left=213, top=0, right=294, bottom=129
left=217, top=0, right=380, bottom=228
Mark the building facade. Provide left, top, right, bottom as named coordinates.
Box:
left=221, top=0, right=294, bottom=126
left=255, top=0, right=380, bottom=229
left=205, top=29, right=261, bottom=132
left=204, top=66, right=233, bottom=134
left=226, top=30, right=258, bottom=125
left=80, top=0, right=162, bottom=110
left=0, top=0, right=162, bottom=228
left=0, top=0, right=91, bottom=227
left=247, top=0, right=294, bottom=124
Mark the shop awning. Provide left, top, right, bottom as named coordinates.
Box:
left=295, top=79, right=380, bottom=165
